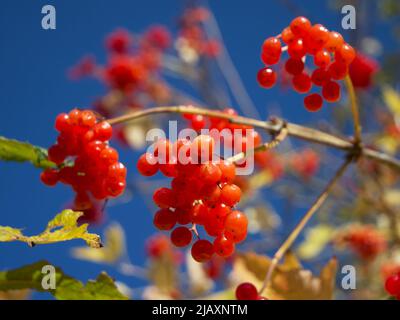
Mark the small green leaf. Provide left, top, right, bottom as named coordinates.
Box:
left=0, top=136, right=54, bottom=169
left=0, top=261, right=129, bottom=300
left=0, top=210, right=102, bottom=248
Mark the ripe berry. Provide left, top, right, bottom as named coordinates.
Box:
left=137, top=153, right=159, bottom=176
left=170, top=226, right=193, bottom=247
left=236, top=282, right=258, bottom=300
left=220, top=184, right=242, bottom=207
left=336, top=43, right=356, bottom=65
left=218, top=160, right=236, bottom=183
left=288, top=38, right=307, bottom=59
left=385, top=273, right=400, bottom=296
left=261, top=37, right=281, bottom=59
left=311, top=68, right=330, bottom=86
left=192, top=135, right=214, bottom=162
left=93, top=121, right=113, bottom=141
left=213, top=235, right=235, bottom=257
left=285, top=58, right=304, bottom=75
left=191, top=239, right=214, bottom=262
left=153, top=208, right=177, bottom=231
left=290, top=16, right=311, bottom=37
left=292, top=73, right=312, bottom=93
left=40, top=169, right=59, bottom=186
left=55, top=113, right=70, bottom=132
left=322, top=81, right=341, bottom=102
left=190, top=114, right=206, bottom=131
left=153, top=187, right=176, bottom=208
left=314, top=50, right=331, bottom=68
left=304, top=94, right=323, bottom=112
left=224, top=210, right=248, bottom=243
left=325, top=31, right=344, bottom=52
left=328, top=61, right=348, bottom=80
left=309, top=24, right=329, bottom=47
left=257, top=67, right=277, bottom=89
left=281, top=27, right=295, bottom=44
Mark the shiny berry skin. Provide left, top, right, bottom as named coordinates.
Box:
left=288, top=38, right=307, bottom=59
left=191, top=239, right=214, bottom=262
left=190, top=114, right=206, bottom=131
left=281, top=27, right=295, bottom=44
left=170, top=226, right=193, bottom=247
left=218, top=160, right=236, bottom=183
left=285, top=58, right=304, bottom=75
left=224, top=210, right=248, bottom=243
left=290, top=16, right=311, bottom=37
left=261, top=52, right=280, bottom=65
left=93, top=121, right=113, bottom=141
left=153, top=139, right=172, bottom=162
left=40, top=169, right=59, bottom=186
left=292, top=73, right=312, bottom=93
left=236, top=282, right=258, bottom=300
left=261, top=37, right=282, bottom=59
left=198, top=162, right=222, bottom=185
left=311, top=68, right=330, bottom=86
left=309, top=24, right=330, bottom=47
left=304, top=94, right=323, bottom=112
left=191, top=135, right=214, bottom=162
left=137, top=153, right=159, bottom=176
left=47, top=144, right=66, bottom=164
left=220, top=184, right=242, bottom=207
left=213, top=235, right=235, bottom=257
left=257, top=67, right=277, bottom=89
left=326, top=31, right=344, bottom=52
left=385, top=273, right=400, bottom=296
left=322, top=81, right=341, bottom=102
left=153, top=187, right=176, bottom=208
left=314, top=50, right=331, bottom=68
left=336, top=43, right=356, bottom=65
left=55, top=113, right=70, bottom=132
left=153, top=208, right=177, bottom=231
left=328, top=61, right=348, bottom=80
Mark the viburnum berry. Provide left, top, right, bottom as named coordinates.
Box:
left=257, top=67, right=277, bottom=89
left=220, top=184, right=242, bottom=207
left=328, top=61, right=348, bottom=80
left=314, top=50, right=331, bottom=68
left=325, top=31, right=344, bottom=52
left=170, top=226, right=193, bottom=247
left=292, top=73, right=312, bottom=93
left=261, top=37, right=281, bottom=62
left=224, top=210, right=248, bottom=243
left=290, top=16, right=311, bottom=37
left=213, top=235, right=235, bottom=257
left=153, top=208, right=177, bottom=231
left=385, top=273, right=400, bottom=296
left=311, top=68, right=330, bottom=86
left=40, top=169, right=59, bottom=186
left=285, top=58, right=304, bottom=75
left=235, top=282, right=258, bottom=300
left=191, top=239, right=214, bottom=262
left=304, top=94, right=323, bottom=112
left=288, top=38, right=307, bottom=59
left=137, top=153, right=159, bottom=176
left=322, top=81, right=341, bottom=102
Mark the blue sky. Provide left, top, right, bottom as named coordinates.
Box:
left=0, top=0, right=394, bottom=298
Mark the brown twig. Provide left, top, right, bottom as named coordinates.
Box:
left=107, top=105, right=400, bottom=172
left=345, top=75, right=362, bottom=144
left=258, top=157, right=353, bottom=294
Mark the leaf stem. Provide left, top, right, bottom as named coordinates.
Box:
left=258, top=157, right=352, bottom=295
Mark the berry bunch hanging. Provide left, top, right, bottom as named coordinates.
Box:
left=257, top=16, right=356, bottom=112
left=40, top=109, right=127, bottom=212
left=137, top=134, right=248, bottom=263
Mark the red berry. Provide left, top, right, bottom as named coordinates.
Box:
left=261, top=52, right=280, bottom=65
left=328, top=61, right=348, bottom=80
left=93, top=121, right=113, bottom=141
left=261, top=37, right=281, bottom=59
left=191, top=135, right=214, bottom=162
left=257, top=67, right=277, bottom=89
left=308, top=24, right=330, bottom=47
left=285, top=58, right=304, bottom=75
left=213, top=235, right=235, bottom=257
left=290, top=16, right=311, bottom=37
left=385, top=274, right=400, bottom=296
left=288, top=38, right=307, bottom=59
left=190, top=115, right=206, bottom=131
left=191, top=239, right=214, bottom=262
left=224, top=210, right=248, bottom=243
left=218, top=160, right=236, bottom=183
left=153, top=187, right=176, bottom=208
left=137, top=153, right=159, bottom=176
left=304, top=94, right=323, bottom=112
left=220, top=184, right=242, bottom=207
left=198, top=162, right=222, bottom=185
left=153, top=208, right=177, bottom=231
left=236, top=282, right=258, bottom=300
left=40, top=169, right=59, bottom=186
left=325, top=31, right=344, bottom=52
left=322, top=81, right=341, bottom=102
left=170, top=226, right=193, bottom=247
left=311, top=68, right=330, bottom=86
left=55, top=113, right=70, bottom=132
left=292, top=73, right=312, bottom=93
left=314, top=50, right=331, bottom=68
left=336, top=43, right=356, bottom=65
left=281, top=27, right=296, bottom=44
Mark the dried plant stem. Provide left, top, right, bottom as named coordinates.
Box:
left=258, top=158, right=352, bottom=294
left=107, top=105, right=400, bottom=172
left=345, top=75, right=362, bottom=144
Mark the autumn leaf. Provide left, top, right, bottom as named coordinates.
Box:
left=382, top=85, right=400, bottom=116
left=72, top=222, right=125, bottom=264
left=0, top=136, right=54, bottom=169
left=231, top=251, right=337, bottom=300
left=0, top=210, right=102, bottom=248
left=0, top=261, right=128, bottom=300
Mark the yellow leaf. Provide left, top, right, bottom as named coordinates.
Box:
left=0, top=210, right=101, bottom=248
left=231, top=252, right=337, bottom=300
left=186, top=251, right=214, bottom=295
left=72, top=223, right=125, bottom=264
left=382, top=86, right=400, bottom=116
left=297, top=224, right=335, bottom=260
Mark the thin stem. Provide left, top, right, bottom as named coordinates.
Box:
left=345, top=75, right=362, bottom=144
left=258, top=157, right=352, bottom=294
left=107, top=105, right=400, bottom=172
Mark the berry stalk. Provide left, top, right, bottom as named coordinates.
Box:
left=344, top=74, right=362, bottom=144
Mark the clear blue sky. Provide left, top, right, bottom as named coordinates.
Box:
left=0, top=0, right=393, bottom=298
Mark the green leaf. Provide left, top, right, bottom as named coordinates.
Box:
left=0, top=210, right=102, bottom=248
left=0, top=136, right=54, bottom=169
left=0, top=261, right=129, bottom=300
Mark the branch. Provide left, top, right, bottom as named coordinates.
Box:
left=258, top=157, right=352, bottom=294
left=345, top=75, right=362, bottom=143
left=107, top=105, right=400, bottom=172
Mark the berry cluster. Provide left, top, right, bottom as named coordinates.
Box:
left=257, top=16, right=356, bottom=112
left=336, top=225, right=387, bottom=261
left=235, top=282, right=267, bottom=300
left=137, top=135, right=248, bottom=262
left=385, top=271, right=400, bottom=300
left=290, top=148, right=320, bottom=180
left=41, top=109, right=127, bottom=215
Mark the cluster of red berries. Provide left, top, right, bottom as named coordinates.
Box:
left=385, top=271, right=400, bottom=300
left=290, top=148, right=320, bottom=180
left=40, top=109, right=126, bottom=213
left=137, top=134, right=248, bottom=263
left=178, top=6, right=221, bottom=58
left=337, top=225, right=387, bottom=261
left=235, top=282, right=267, bottom=300
left=257, top=16, right=356, bottom=112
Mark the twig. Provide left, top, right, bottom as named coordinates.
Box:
left=107, top=105, right=400, bottom=172
left=345, top=75, right=362, bottom=144
left=258, top=157, right=352, bottom=294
